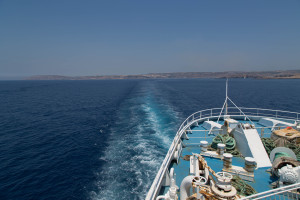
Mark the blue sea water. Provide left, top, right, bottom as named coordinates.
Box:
left=0, top=79, right=300, bottom=200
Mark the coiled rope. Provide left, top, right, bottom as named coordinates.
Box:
left=232, top=175, right=256, bottom=196
left=261, top=137, right=300, bottom=161
left=211, top=134, right=240, bottom=156
left=261, top=138, right=276, bottom=155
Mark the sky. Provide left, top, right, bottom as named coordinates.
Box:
left=0, top=0, right=300, bottom=77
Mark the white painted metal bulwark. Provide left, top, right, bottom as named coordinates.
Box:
left=202, top=121, right=222, bottom=134
left=258, top=117, right=295, bottom=130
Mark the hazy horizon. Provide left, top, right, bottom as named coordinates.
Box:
left=1, top=0, right=300, bottom=77
left=1, top=69, right=300, bottom=81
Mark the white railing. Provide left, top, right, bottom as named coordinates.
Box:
left=240, top=182, right=300, bottom=200
left=185, top=125, right=288, bottom=139
left=146, top=107, right=300, bottom=200
left=177, top=107, right=300, bottom=136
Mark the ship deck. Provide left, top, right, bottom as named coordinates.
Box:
left=146, top=107, right=300, bottom=200
left=159, top=119, right=280, bottom=196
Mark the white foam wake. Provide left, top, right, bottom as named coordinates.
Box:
left=90, top=84, right=180, bottom=200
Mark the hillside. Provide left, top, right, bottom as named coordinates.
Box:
left=27, top=70, right=300, bottom=80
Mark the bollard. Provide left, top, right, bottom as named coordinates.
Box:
left=200, top=141, right=208, bottom=152
left=217, top=143, right=226, bottom=155
left=223, top=153, right=233, bottom=169
left=244, top=157, right=256, bottom=172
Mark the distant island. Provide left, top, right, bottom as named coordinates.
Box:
left=27, top=70, right=300, bottom=80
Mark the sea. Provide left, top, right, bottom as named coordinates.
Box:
left=0, top=79, right=300, bottom=200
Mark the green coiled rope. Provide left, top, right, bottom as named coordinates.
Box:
left=261, top=138, right=276, bottom=155
left=211, top=134, right=239, bottom=155
left=261, top=137, right=300, bottom=161
left=232, top=175, right=257, bottom=196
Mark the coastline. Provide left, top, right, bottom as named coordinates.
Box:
left=26, top=70, right=300, bottom=80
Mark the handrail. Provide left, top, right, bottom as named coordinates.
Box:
left=240, top=182, right=300, bottom=200
left=239, top=107, right=300, bottom=114
left=177, top=107, right=300, bottom=135
left=185, top=125, right=289, bottom=137
left=146, top=107, right=300, bottom=200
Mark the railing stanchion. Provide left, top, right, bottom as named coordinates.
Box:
left=211, top=109, right=212, bottom=117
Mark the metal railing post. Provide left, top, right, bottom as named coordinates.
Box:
left=210, top=109, right=212, bottom=117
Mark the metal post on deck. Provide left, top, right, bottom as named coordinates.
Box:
left=225, top=79, right=228, bottom=116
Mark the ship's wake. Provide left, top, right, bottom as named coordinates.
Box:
left=90, top=82, right=179, bottom=200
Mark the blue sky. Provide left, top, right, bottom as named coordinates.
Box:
left=0, top=0, right=299, bottom=76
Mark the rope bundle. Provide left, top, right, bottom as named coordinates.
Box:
left=232, top=175, right=256, bottom=196
left=211, top=134, right=240, bottom=156
left=261, top=137, right=300, bottom=161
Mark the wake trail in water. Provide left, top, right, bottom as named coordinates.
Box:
left=90, top=82, right=180, bottom=200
